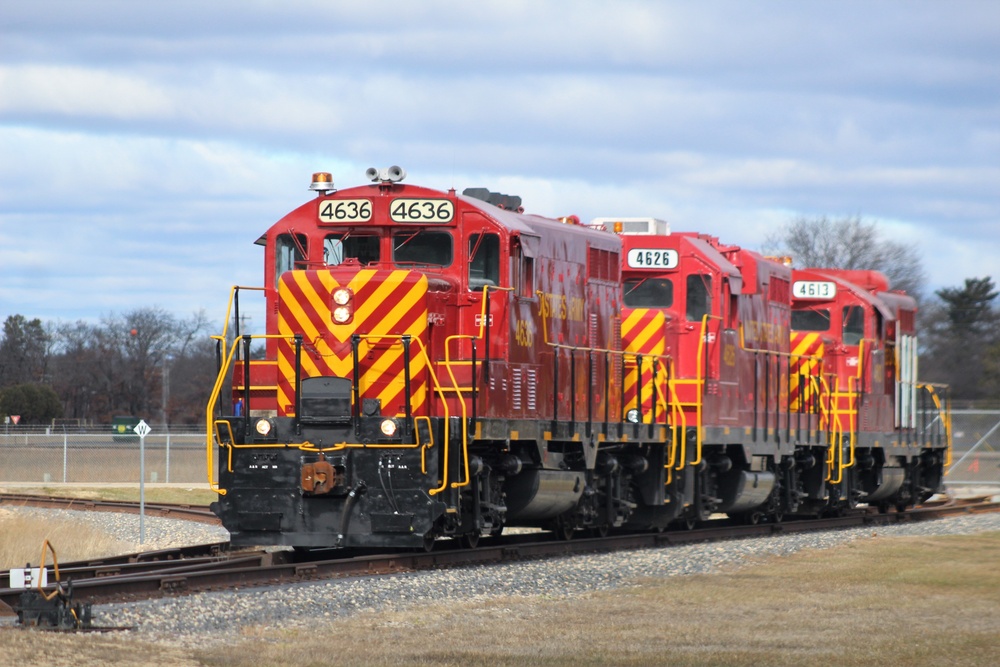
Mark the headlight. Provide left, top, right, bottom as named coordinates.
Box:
left=254, top=418, right=273, bottom=436
left=333, top=306, right=352, bottom=323
left=625, top=409, right=641, bottom=424
left=380, top=419, right=398, bottom=437
left=332, top=288, right=352, bottom=306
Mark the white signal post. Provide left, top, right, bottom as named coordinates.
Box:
left=134, top=419, right=152, bottom=543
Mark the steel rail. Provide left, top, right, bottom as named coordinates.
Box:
left=0, top=493, right=221, bottom=525
left=2, top=496, right=997, bottom=614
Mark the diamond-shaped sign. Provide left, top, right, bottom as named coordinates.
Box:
left=133, top=420, right=151, bottom=438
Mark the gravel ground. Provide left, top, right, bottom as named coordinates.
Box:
left=6, top=507, right=1000, bottom=648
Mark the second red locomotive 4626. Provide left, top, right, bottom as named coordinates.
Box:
left=206, top=169, right=950, bottom=548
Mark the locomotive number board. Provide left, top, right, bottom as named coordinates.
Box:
left=792, top=280, right=837, bottom=299
left=390, top=199, right=455, bottom=223
left=626, top=248, right=679, bottom=269
left=318, top=199, right=373, bottom=223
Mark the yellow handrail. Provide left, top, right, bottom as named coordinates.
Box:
left=435, top=284, right=515, bottom=490
left=205, top=330, right=454, bottom=493
left=920, top=382, right=953, bottom=469
left=216, top=285, right=267, bottom=364
left=538, top=291, right=672, bottom=438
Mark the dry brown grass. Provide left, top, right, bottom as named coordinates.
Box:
left=3, top=531, right=999, bottom=666
left=0, top=509, right=133, bottom=571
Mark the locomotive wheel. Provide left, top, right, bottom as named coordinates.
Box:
left=422, top=534, right=436, bottom=552
left=592, top=523, right=610, bottom=538
left=683, top=517, right=697, bottom=531
left=461, top=532, right=480, bottom=549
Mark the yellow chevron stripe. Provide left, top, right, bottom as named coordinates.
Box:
left=622, top=310, right=665, bottom=353
left=275, top=268, right=432, bottom=416
left=791, top=332, right=822, bottom=358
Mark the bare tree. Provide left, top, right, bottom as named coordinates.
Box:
left=763, top=215, right=927, bottom=301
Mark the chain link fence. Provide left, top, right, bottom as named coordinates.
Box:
left=945, top=410, right=1000, bottom=491
left=1, top=414, right=997, bottom=491
left=0, top=425, right=214, bottom=485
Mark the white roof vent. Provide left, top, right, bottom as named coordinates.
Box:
left=590, top=217, right=670, bottom=236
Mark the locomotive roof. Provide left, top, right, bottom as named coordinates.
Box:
left=262, top=181, right=621, bottom=252
left=792, top=267, right=915, bottom=321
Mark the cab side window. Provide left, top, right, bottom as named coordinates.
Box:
left=686, top=274, right=712, bottom=321
left=511, top=244, right=534, bottom=298
left=275, top=234, right=307, bottom=286
left=843, top=305, right=865, bottom=346
left=468, top=233, right=500, bottom=290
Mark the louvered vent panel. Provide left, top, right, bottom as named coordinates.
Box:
left=527, top=368, right=537, bottom=412
left=512, top=367, right=522, bottom=411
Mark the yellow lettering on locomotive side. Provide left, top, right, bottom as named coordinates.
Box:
left=538, top=292, right=586, bottom=322
left=743, top=320, right=786, bottom=346
left=515, top=320, right=535, bottom=347
left=723, top=343, right=736, bottom=366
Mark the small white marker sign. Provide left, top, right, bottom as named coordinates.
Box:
left=134, top=420, right=151, bottom=438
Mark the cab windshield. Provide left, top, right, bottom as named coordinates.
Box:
left=393, top=230, right=453, bottom=267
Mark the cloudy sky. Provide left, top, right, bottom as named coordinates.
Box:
left=2, top=1, right=998, bottom=331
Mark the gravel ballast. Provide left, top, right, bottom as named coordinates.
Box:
left=7, top=507, right=1000, bottom=647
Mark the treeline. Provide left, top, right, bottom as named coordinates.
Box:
left=0, top=308, right=219, bottom=426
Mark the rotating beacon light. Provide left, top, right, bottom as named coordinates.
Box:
left=309, top=172, right=335, bottom=195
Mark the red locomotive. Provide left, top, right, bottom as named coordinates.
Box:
left=790, top=268, right=948, bottom=512
left=606, top=218, right=823, bottom=525
left=206, top=169, right=950, bottom=549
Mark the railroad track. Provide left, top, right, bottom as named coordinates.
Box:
left=0, top=492, right=220, bottom=525
left=2, top=493, right=997, bottom=619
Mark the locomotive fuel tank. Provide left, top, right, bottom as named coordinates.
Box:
left=503, top=469, right=586, bottom=522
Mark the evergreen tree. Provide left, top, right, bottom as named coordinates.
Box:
left=921, top=276, right=999, bottom=402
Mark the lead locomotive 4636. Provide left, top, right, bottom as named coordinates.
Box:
left=206, top=168, right=950, bottom=549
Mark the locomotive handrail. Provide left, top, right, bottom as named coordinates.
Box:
left=345, top=332, right=456, bottom=495
left=920, top=383, right=953, bottom=468
left=204, top=331, right=449, bottom=490
left=538, top=292, right=672, bottom=440
left=666, top=358, right=687, bottom=479
left=215, top=284, right=267, bottom=363
left=738, top=323, right=826, bottom=444
left=441, top=332, right=475, bottom=490
left=691, top=313, right=723, bottom=466
left=667, top=314, right=724, bottom=468
left=433, top=284, right=516, bottom=491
